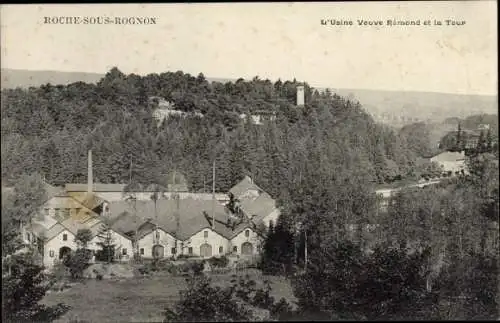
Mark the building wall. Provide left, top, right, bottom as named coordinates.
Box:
left=181, top=228, right=229, bottom=258
left=89, top=230, right=133, bottom=261
left=432, top=160, right=466, bottom=174
left=137, top=229, right=176, bottom=259
left=230, top=228, right=262, bottom=255
left=43, top=229, right=77, bottom=268
left=39, top=197, right=95, bottom=220
left=76, top=191, right=229, bottom=204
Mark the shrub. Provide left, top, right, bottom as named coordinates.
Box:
left=2, top=253, right=70, bottom=322
left=164, top=275, right=254, bottom=322
left=207, top=255, right=229, bottom=268
left=65, top=249, right=93, bottom=280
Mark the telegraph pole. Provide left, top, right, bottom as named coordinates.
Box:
left=212, top=160, right=216, bottom=230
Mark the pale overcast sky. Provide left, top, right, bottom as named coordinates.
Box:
left=1, top=2, right=497, bottom=95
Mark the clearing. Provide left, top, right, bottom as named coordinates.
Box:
left=43, top=269, right=296, bottom=322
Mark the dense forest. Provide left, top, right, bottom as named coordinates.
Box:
left=2, top=67, right=425, bottom=196
left=2, top=67, right=498, bottom=321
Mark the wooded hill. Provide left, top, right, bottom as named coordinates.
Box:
left=2, top=67, right=439, bottom=197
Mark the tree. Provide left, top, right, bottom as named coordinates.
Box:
left=75, top=228, right=93, bottom=249
left=225, top=192, right=241, bottom=216
left=96, top=224, right=116, bottom=263
left=164, top=274, right=294, bottom=322
left=259, top=215, right=295, bottom=275
left=291, top=241, right=436, bottom=320
left=2, top=252, right=70, bottom=322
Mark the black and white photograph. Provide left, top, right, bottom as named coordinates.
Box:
left=1, top=2, right=498, bottom=322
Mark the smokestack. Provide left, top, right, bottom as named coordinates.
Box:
left=87, top=150, right=93, bottom=195
left=296, top=85, right=305, bottom=106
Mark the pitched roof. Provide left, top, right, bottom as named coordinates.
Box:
left=108, top=210, right=145, bottom=236
left=43, top=223, right=67, bottom=241
left=107, top=199, right=248, bottom=241
left=229, top=176, right=265, bottom=198
left=32, top=215, right=58, bottom=230
left=67, top=192, right=106, bottom=211
left=65, top=183, right=126, bottom=192
left=239, top=193, right=277, bottom=224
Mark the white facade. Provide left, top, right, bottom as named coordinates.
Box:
left=137, top=228, right=177, bottom=259
left=43, top=229, right=77, bottom=268
left=89, top=229, right=134, bottom=261
left=181, top=228, right=229, bottom=258
left=38, top=196, right=97, bottom=220
left=229, top=228, right=262, bottom=256
left=430, top=151, right=467, bottom=175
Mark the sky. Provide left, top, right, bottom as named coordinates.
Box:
left=0, top=2, right=497, bottom=95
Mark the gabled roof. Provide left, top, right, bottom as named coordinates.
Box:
left=239, top=193, right=277, bottom=224
left=43, top=223, right=67, bottom=242
left=108, top=211, right=145, bottom=236
left=65, top=183, right=127, bottom=192
left=67, top=192, right=106, bottom=211
left=229, top=176, right=265, bottom=198
left=107, top=199, right=249, bottom=241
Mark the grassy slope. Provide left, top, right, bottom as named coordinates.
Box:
left=42, top=270, right=295, bottom=322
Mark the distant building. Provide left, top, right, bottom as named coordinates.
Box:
left=150, top=97, right=203, bottom=125
left=229, top=176, right=280, bottom=229
left=430, top=151, right=467, bottom=175
left=478, top=124, right=490, bottom=131
left=239, top=110, right=276, bottom=125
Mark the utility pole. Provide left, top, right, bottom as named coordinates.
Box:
left=304, top=230, right=308, bottom=273
left=129, top=158, right=133, bottom=184
left=212, top=160, right=216, bottom=230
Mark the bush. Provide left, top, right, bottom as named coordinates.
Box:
left=164, top=275, right=254, bottom=322
left=207, top=255, right=229, bottom=268
left=65, top=249, right=93, bottom=280
left=164, top=274, right=295, bottom=322
left=2, top=253, right=70, bottom=322
left=95, top=246, right=115, bottom=263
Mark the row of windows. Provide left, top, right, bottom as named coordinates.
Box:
left=203, top=229, right=251, bottom=238
left=138, top=245, right=241, bottom=256
left=45, top=208, right=83, bottom=217
left=49, top=244, right=247, bottom=258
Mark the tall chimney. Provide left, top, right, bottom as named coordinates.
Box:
left=87, top=150, right=93, bottom=195
left=296, top=85, right=305, bottom=106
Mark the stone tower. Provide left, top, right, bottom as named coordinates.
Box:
left=296, top=85, right=305, bottom=106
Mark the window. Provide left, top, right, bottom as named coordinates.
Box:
left=62, top=234, right=68, bottom=241
left=188, top=247, right=193, bottom=255
left=140, top=248, right=144, bottom=255
left=219, top=246, right=223, bottom=254
left=245, top=229, right=250, bottom=237
left=62, top=208, right=70, bottom=218
left=204, top=230, right=208, bottom=238
left=43, top=208, right=49, bottom=217
left=122, top=248, right=127, bottom=255
left=75, top=208, right=81, bottom=215
left=49, top=250, right=54, bottom=257
left=171, top=248, right=177, bottom=254
left=54, top=208, right=60, bottom=218
left=233, top=246, right=237, bottom=253
left=155, top=231, right=160, bottom=240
